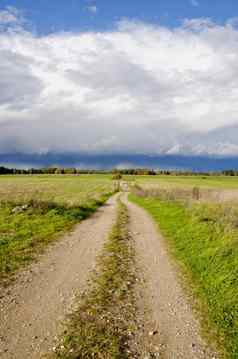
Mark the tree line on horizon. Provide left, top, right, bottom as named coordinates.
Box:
left=0, top=165, right=238, bottom=176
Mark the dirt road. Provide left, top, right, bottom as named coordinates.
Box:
left=0, top=195, right=118, bottom=359
left=124, top=195, right=218, bottom=359
left=0, top=192, right=219, bottom=358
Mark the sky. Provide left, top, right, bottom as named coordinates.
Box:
left=1, top=0, right=238, bottom=169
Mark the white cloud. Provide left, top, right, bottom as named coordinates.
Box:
left=0, top=7, right=18, bottom=24
left=0, top=6, right=25, bottom=27
left=183, top=17, right=214, bottom=30
left=1, top=15, right=238, bottom=156
left=87, top=5, right=97, bottom=14
left=0, top=11, right=17, bottom=24
left=190, top=0, right=199, bottom=7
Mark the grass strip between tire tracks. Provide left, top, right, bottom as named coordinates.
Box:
left=46, top=199, right=140, bottom=359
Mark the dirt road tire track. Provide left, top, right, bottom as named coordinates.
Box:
left=0, top=195, right=118, bottom=359
left=124, top=194, right=218, bottom=359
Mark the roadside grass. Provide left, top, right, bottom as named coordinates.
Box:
left=0, top=192, right=113, bottom=286
left=46, top=200, right=139, bottom=359
left=129, top=193, right=238, bottom=359
left=0, top=175, right=115, bottom=285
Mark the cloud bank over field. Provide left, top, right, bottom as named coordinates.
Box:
left=1, top=7, right=238, bottom=157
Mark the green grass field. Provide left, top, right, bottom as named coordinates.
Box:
left=130, top=193, right=238, bottom=359
left=0, top=175, right=114, bottom=285
left=0, top=174, right=113, bottom=205
left=125, top=175, right=238, bottom=189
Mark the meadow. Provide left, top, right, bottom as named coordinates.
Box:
left=0, top=174, right=114, bottom=285
left=125, top=175, right=238, bottom=189
left=0, top=174, right=113, bottom=205
left=2, top=173, right=238, bottom=357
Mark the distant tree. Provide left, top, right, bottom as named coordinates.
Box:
left=64, top=168, right=77, bottom=174
left=112, top=173, right=122, bottom=180
left=54, top=168, right=65, bottom=174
